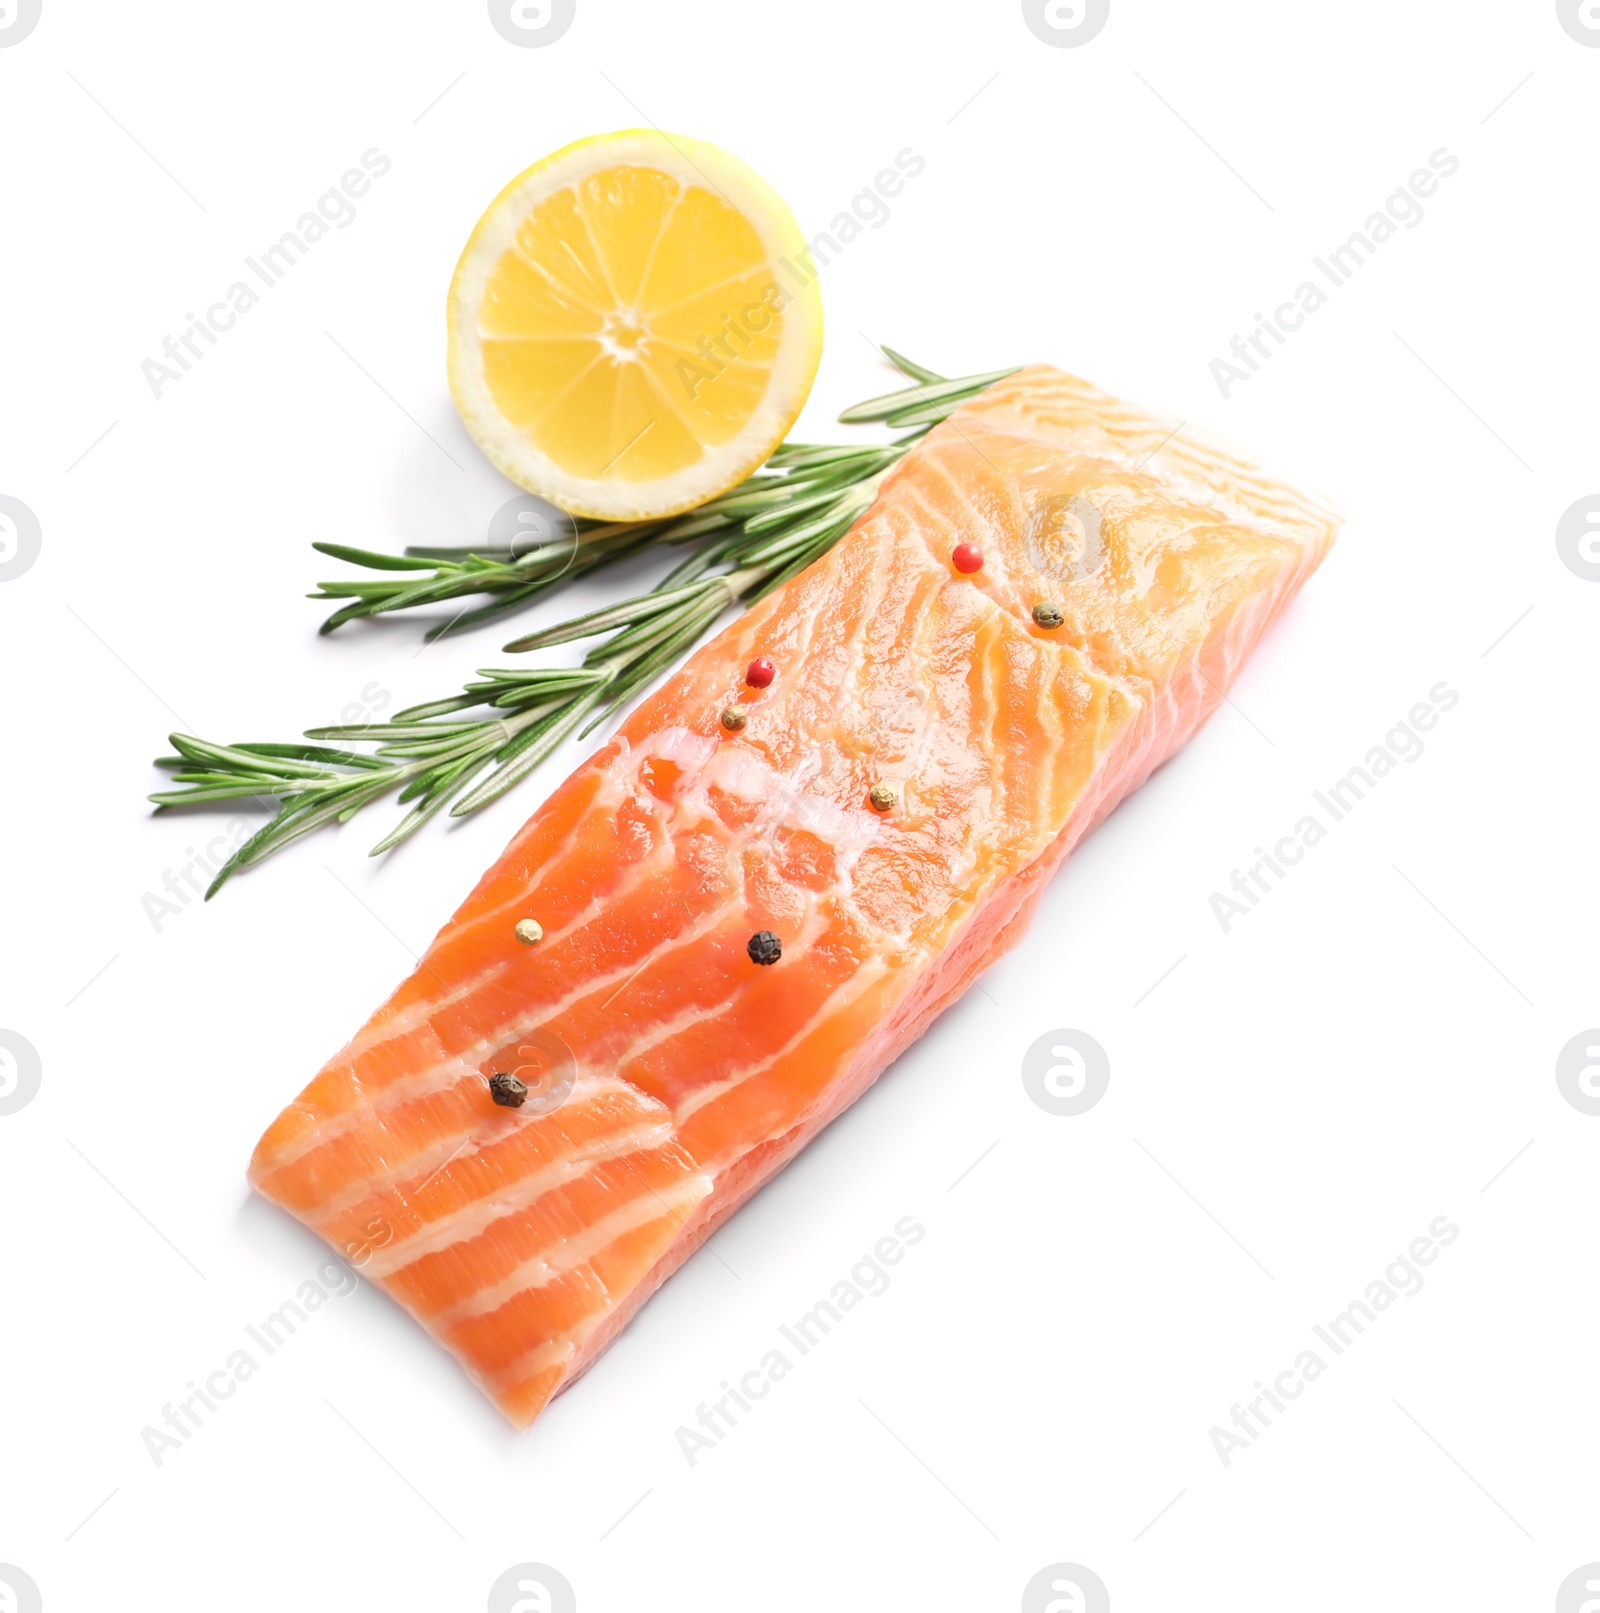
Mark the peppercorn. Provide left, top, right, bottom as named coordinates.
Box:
left=952, top=542, right=983, bottom=574
left=747, top=930, right=782, bottom=965
left=869, top=782, right=899, bottom=812
left=514, top=919, right=543, bottom=945
left=721, top=704, right=748, bottom=732
left=746, top=656, right=776, bottom=688
left=489, top=1072, right=528, bottom=1107
left=1032, top=602, right=1064, bottom=629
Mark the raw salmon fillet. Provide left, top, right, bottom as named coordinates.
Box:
left=250, top=366, right=1339, bottom=1427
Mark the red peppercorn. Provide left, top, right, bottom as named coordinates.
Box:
left=952, top=542, right=983, bottom=574
left=745, top=656, right=776, bottom=688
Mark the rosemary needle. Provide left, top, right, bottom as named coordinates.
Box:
left=151, top=351, right=1017, bottom=895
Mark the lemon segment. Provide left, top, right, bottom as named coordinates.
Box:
left=448, top=130, right=824, bottom=520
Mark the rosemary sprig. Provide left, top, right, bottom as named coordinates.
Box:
left=152, top=350, right=1017, bottom=895
left=307, top=346, right=1008, bottom=640
left=308, top=519, right=664, bottom=637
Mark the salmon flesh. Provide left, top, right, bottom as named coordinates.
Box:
left=249, top=366, right=1340, bottom=1428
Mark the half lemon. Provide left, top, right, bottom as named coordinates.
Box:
left=447, top=130, right=824, bottom=521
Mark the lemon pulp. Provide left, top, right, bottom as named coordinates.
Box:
left=448, top=131, right=824, bottom=520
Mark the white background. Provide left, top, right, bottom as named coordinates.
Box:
left=2, top=2, right=1596, bottom=1609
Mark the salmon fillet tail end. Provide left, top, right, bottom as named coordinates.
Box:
left=248, top=365, right=1340, bottom=1428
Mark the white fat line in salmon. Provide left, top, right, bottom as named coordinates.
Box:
left=673, top=1215, right=926, bottom=1469
left=337, top=796, right=720, bottom=1063
left=340, top=958, right=512, bottom=1066
left=479, top=1190, right=713, bottom=1395
left=1208, top=680, right=1460, bottom=934
left=1208, top=147, right=1461, bottom=401
left=1208, top=1216, right=1460, bottom=1469
left=258, top=883, right=711, bottom=1171
left=338, top=827, right=682, bottom=1068
left=429, top=774, right=688, bottom=961
left=262, top=758, right=910, bottom=1184
left=336, top=726, right=890, bottom=1081
left=673, top=954, right=891, bottom=1127
left=352, top=1118, right=679, bottom=1280
left=305, top=1076, right=650, bottom=1224
left=388, top=744, right=650, bottom=982
left=139, top=1257, right=359, bottom=1468
left=447, top=1174, right=713, bottom=1335
left=967, top=377, right=1340, bottom=537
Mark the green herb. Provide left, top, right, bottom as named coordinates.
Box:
left=307, top=347, right=1012, bottom=640
left=151, top=350, right=1016, bottom=896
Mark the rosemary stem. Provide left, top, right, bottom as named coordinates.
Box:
left=155, top=351, right=1020, bottom=892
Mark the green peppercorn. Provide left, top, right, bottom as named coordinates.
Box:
left=1032, top=602, right=1064, bottom=629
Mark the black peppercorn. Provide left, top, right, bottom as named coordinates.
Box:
left=747, top=930, right=782, bottom=966
left=489, top=1072, right=528, bottom=1107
